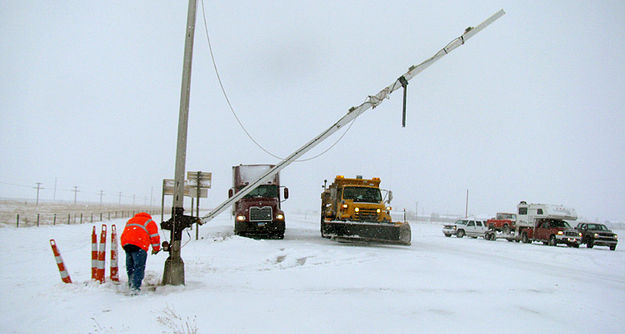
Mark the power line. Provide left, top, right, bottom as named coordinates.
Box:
left=198, top=0, right=355, bottom=162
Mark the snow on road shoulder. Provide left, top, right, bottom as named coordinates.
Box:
left=0, top=213, right=624, bottom=333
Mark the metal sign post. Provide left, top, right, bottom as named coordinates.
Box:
left=187, top=171, right=211, bottom=240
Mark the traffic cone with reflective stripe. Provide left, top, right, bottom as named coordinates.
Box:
left=97, top=224, right=107, bottom=283
left=110, top=224, right=119, bottom=282
left=91, top=226, right=98, bottom=280
left=50, top=239, right=72, bottom=283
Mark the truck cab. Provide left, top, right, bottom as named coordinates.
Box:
left=230, top=164, right=288, bottom=239
left=533, top=218, right=581, bottom=247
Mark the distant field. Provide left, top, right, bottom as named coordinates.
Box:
left=0, top=200, right=161, bottom=227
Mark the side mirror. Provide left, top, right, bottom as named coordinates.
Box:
left=387, top=190, right=393, bottom=203
left=284, top=187, right=289, bottom=200
left=228, top=188, right=233, bottom=198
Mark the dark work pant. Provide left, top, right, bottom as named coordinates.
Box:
left=124, top=245, right=147, bottom=291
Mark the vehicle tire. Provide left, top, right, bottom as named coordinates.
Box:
left=548, top=235, right=557, bottom=246
left=587, top=239, right=594, bottom=248
left=457, top=230, right=465, bottom=238
left=610, top=245, right=616, bottom=251
left=521, top=232, right=529, bottom=244
left=503, top=224, right=510, bottom=234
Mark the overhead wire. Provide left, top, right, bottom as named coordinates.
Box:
left=198, top=0, right=355, bottom=162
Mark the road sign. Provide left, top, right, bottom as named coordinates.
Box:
left=187, top=171, right=212, bottom=188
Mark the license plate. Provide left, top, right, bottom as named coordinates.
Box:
left=257, top=222, right=266, bottom=227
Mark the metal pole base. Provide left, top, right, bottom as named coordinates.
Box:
left=161, top=240, right=185, bottom=285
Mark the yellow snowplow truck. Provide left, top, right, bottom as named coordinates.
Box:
left=320, top=175, right=411, bottom=245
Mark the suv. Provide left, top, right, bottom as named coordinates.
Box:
left=576, top=223, right=618, bottom=251
left=443, top=219, right=488, bottom=238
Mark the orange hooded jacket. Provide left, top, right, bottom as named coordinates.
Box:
left=121, top=212, right=161, bottom=252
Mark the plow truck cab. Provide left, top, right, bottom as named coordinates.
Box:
left=320, top=175, right=411, bottom=245
left=229, top=164, right=288, bottom=239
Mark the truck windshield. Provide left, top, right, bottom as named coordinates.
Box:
left=588, top=224, right=608, bottom=231
left=342, top=186, right=382, bottom=203
left=239, top=185, right=278, bottom=199
left=550, top=220, right=571, bottom=228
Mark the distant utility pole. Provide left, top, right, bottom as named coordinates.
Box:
left=118, top=192, right=122, bottom=205
left=415, top=201, right=419, bottom=222
left=53, top=177, right=57, bottom=201
left=34, top=182, right=43, bottom=206
left=99, top=190, right=104, bottom=207
left=73, top=186, right=79, bottom=204
left=465, top=189, right=469, bottom=218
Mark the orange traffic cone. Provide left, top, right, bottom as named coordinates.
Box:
left=97, top=224, right=107, bottom=283
left=110, top=224, right=119, bottom=282
left=50, top=239, right=72, bottom=284
left=91, top=226, right=98, bottom=280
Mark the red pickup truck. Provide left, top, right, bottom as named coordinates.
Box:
left=486, top=212, right=516, bottom=233
left=519, top=218, right=582, bottom=247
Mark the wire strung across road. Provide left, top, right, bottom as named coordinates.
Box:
left=198, top=0, right=355, bottom=162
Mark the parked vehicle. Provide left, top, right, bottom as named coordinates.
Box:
left=576, top=223, right=618, bottom=251
left=229, top=164, right=288, bottom=238
left=485, top=212, right=516, bottom=233
left=485, top=201, right=581, bottom=247
left=442, top=218, right=488, bottom=238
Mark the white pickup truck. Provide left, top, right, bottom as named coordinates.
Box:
left=442, top=218, right=489, bottom=238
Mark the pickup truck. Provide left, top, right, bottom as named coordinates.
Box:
left=527, top=218, right=582, bottom=247
left=485, top=212, right=516, bottom=233
left=575, top=223, right=618, bottom=250
left=442, top=219, right=488, bottom=238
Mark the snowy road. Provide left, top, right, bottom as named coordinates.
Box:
left=1, top=213, right=623, bottom=333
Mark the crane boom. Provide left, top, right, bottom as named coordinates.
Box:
left=200, top=9, right=505, bottom=223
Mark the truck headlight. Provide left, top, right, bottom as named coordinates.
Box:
left=594, top=233, right=599, bottom=238
left=354, top=207, right=359, bottom=212
left=579, top=233, right=582, bottom=237
left=557, top=231, right=563, bottom=235
left=342, top=204, right=348, bottom=209
left=376, top=208, right=381, bottom=213
left=236, top=215, right=246, bottom=222
left=276, top=214, right=284, bottom=220
left=615, top=234, right=618, bottom=239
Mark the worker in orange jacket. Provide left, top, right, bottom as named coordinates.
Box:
left=121, top=212, right=160, bottom=293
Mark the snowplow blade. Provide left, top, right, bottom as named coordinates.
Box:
left=322, top=220, right=411, bottom=245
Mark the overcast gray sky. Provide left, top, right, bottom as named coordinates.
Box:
left=1, top=1, right=624, bottom=222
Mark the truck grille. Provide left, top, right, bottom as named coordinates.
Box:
left=250, top=206, right=272, bottom=222
left=565, top=231, right=579, bottom=237
left=596, top=233, right=617, bottom=241
left=354, top=208, right=378, bottom=221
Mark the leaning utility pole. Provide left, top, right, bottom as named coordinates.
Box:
left=161, top=0, right=201, bottom=286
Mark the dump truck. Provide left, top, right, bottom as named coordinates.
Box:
left=229, top=164, right=288, bottom=238
left=320, top=175, right=411, bottom=245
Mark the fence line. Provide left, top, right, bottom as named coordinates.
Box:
left=9, top=210, right=160, bottom=228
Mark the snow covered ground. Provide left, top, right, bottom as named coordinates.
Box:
left=1, top=212, right=623, bottom=333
